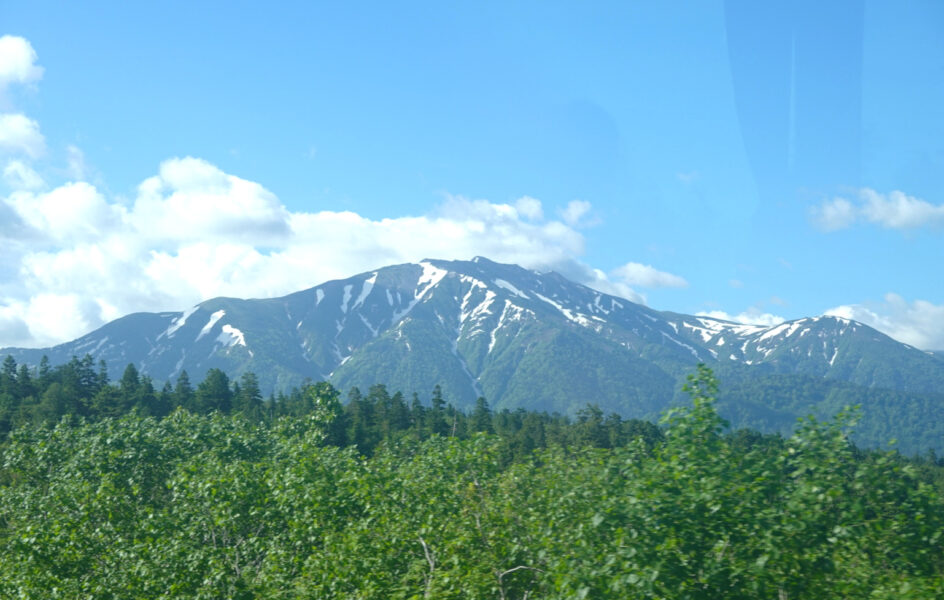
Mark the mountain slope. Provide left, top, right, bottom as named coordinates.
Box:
left=3, top=257, right=943, bottom=451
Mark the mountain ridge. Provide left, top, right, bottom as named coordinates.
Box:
left=3, top=256, right=943, bottom=452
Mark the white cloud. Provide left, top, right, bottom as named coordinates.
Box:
left=824, top=294, right=944, bottom=350
left=0, top=113, right=45, bottom=158
left=132, top=156, right=291, bottom=245
left=66, top=145, right=87, bottom=180
left=811, top=197, right=856, bottom=231
left=6, top=181, right=124, bottom=243
left=860, top=189, right=944, bottom=229
left=697, top=308, right=785, bottom=328
left=811, top=188, right=944, bottom=231
left=0, top=35, right=43, bottom=94
left=3, top=159, right=44, bottom=190
left=560, top=199, right=592, bottom=226
left=0, top=159, right=656, bottom=348
left=612, top=262, right=688, bottom=288
left=514, top=195, right=543, bottom=220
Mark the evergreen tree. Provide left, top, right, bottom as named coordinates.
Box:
left=16, top=364, right=34, bottom=400
left=1, top=355, right=17, bottom=397
left=234, top=372, right=263, bottom=419
left=97, top=359, right=110, bottom=390
left=174, top=371, right=195, bottom=411
left=428, top=384, right=448, bottom=436
left=410, top=392, right=425, bottom=434
left=471, top=396, right=493, bottom=434
left=37, top=355, right=51, bottom=388
left=88, top=385, right=127, bottom=419
left=346, top=387, right=376, bottom=454
left=119, top=363, right=141, bottom=395
left=194, top=368, right=233, bottom=414
left=133, top=375, right=158, bottom=415
left=155, top=381, right=175, bottom=418
left=388, top=391, right=410, bottom=436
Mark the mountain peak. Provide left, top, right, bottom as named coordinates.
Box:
left=3, top=256, right=943, bottom=454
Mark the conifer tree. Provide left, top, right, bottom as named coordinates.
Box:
left=174, top=371, right=195, bottom=411
left=471, top=396, right=493, bottom=433
left=234, top=371, right=263, bottom=419
left=428, top=384, right=448, bottom=436
left=194, top=368, right=232, bottom=414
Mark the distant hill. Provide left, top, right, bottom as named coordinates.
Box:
left=4, top=257, right=944, bottom=453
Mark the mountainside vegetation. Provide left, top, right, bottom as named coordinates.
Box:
left=3, top=351, right=943, bottom=455
left=1, top=364, right=943, bottom=598
left=5, top=259, right=944, bottom=425
left=5, top=259, right=944, bottom=458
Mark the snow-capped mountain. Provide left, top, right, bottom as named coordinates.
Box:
left=3, top=257, right=943, bottom=426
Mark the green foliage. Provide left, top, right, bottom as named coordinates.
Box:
left=0, top=364, right=942, bottom=597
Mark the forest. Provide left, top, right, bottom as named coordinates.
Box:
left=1, top=356, right=944, bottom=598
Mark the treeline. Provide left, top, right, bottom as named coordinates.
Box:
left=1, top=365, right=943, bottom=597
left=0, top=354, right=664, bottom=461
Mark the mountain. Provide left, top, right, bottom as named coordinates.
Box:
left=3, top=257, right=944, bottom=452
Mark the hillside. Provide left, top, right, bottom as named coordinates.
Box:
left=3, top=257, right=944, bottom=452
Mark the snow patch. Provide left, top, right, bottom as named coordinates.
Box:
left=92, top=336, right=109, bottom=353
left=494, top=278, right=529, bottom=299
left=661, top=331, right=700, bottom=360
left=340, top=284, right=353, bottom=313
left=593, top=294, right=609, bottom=314
left=463, top=290, right=497, bottom=326
left=315, top=289, right=325, bottom=306
left=359, top=314, right=378, bottom=337
left=352, top=273, right=377, bottom=311
left=217, top=324, right=247, bottom=347
left=391, top=261, right=448, bottom=323
left=682, top=321, right=712, bottom=343
left=163, top=305, right=198, bottom=339
left=173, top=351, right=187, bottom=377
left=196, top=310, right=225, bottom=341
left=757, top=322, right=792, bottom=342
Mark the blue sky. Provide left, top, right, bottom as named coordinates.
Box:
left=1, top=1, right=943, bottom=350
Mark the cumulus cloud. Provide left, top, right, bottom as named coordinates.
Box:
left=697, top=308, right=785, bottom=328
left=0, top=35, right=43, bottom=94
left=612, top=262, right=688, bottom=289
left=132, top=157, right=291, bottom=245
left=824, top=294, right=944, bottom=350
left=3, top=159, right=44, bottom=190
left=560, top=199, right=592, bottom=226
left=514, top=195, right=543, bottom=220
left=0, top=158, right=667, bottom=347
left=811, top=188, right=944, bottom=231
left=0, top=113, right=45, bottom=158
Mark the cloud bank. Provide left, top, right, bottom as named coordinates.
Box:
left=696, top=309, right=785, bottom=328
left=0, top=35, right=680, bottom=349
left=812, top=188, right=944, bottom=231
left=612, top=262, right=688, bottom=289
left=1, top=156, right=662, bottom=347
left=0, top=35, right=43, bottom=94
left=825, top=294, right=944, bottom=351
